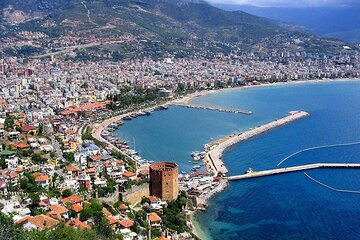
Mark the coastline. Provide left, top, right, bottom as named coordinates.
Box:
left=175, top=77, right=360, bottom=106
left=92, top=78, right=360, bottom=152
left=91, top=78, right=358, bottom=239
left=191, top=111, right=310, bottom=239
left=92, top=103, right=172, bottom=162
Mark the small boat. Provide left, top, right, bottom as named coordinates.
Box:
left=193, top=165, right=201, bottom=169
left=181, top=171, right=187, bottom=174
left=191, top=151, right=200, bottom=157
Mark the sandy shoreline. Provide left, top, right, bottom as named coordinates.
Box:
left=176, top=78, right=360, bottom=106
left=91, top=77, right=358, bottom=239
left=92, top=78, right=360, bottom=150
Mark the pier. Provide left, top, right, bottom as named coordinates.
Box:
left=174, top=104, right=252, bottom=115
left=203, top=111, right=309, bottom=176
left=227, top=163, right=360, bottom=181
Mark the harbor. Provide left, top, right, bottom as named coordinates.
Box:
left=92, top=103, right=171, bottom=166
left=202, top=110, right=310, bottom=176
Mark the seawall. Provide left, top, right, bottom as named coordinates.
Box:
left=204, top=111, right=310, bottom=176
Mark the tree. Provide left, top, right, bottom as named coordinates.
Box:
left=95, top=216, right=114, bottom=239
left=63, top=152, right=75, bottom=162
left=62, top=189, right=73, bottom=198
left=162, top=192, right=188, bottom=233
left=31, top=153, right=47, bottom=163
left=80, top=199, right=103, bottom=222
left=141, top=196, right=150, bottom=205
left=38, top=124, right=44, bottom=136
left=0, top=213, right=22, bottom=240
left=4, top=116, right=14, bottom=131
left=0, top=157, right=6, bottom=169
left=29, top=192, right=40, bottom=205
left=23, top=224, right=97, bottom=240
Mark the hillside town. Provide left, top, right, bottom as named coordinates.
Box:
left=0, top=50, right=360, bottom=240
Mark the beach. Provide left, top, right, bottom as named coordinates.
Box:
left=91, top=78, right=356, bottom=239
left=92, top=78, right=358, bottom=150
left=93, top=79, right=360, bottom=239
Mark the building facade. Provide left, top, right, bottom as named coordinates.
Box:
left=149, top=162, right=178, bottom=201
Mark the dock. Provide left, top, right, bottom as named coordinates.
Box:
left=174, top=104, right=252, bottom=115
left=203, top=111, right=309, bottom=176
left=227, top=163, right=360, bottom=181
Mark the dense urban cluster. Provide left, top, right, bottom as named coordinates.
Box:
left=0, top=49, right=360, bottom=240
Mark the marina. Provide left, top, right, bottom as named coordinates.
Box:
left=92, top=103, right=172, bottom=166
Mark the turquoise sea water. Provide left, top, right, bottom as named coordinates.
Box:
left=116, top=80, right=360, bottom=239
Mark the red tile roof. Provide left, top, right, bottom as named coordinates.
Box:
left=71, top=204, right=83, bottom=213
left=119, top=219, right=134, bottom=228
left=16, top=215, right=59, bottom=229
left=66, top=165, right=79, bottom=172
left=21, top=125, right=37, bottom=132
left=148, top=212, right=162, bottom=223
left=35, top=175, right=49, bottom=182
left=107, top=217, right=118, bottom=225
left=123, top=171, right=136, bottom=178
left=65, top=218, right=89, bottom=229
left=119, top=204, right=127, bottom=210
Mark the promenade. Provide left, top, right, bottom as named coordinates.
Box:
left=227, top=163, right=360, bottom=181
left=204, top=111, right=310, bottom=176
left=92, top=105, right=164, bottom=162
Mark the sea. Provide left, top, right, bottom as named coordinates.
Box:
left=115, top=80, right=360, bottom=240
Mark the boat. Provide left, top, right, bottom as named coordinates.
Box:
left=192, top=165, right=201, bottom=170
left=191, top=151, right=200, bottom=157
left=181, top=171, right=187, bottom=174
left=123, top=116, right=132, bottom=120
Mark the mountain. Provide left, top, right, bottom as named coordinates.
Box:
left=0, top=0, right=354, bottom=59
left=213, top=3, right=360, bottom=44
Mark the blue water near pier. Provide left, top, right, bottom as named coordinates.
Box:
left=116, top=80, right=360, bottom=239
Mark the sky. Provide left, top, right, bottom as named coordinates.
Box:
left=206, top=0, right=356, bottom=8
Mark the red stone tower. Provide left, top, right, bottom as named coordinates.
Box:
left=149, top=162, right=179, bottom=201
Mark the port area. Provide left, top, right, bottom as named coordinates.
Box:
left=202, top=111, right=310, bottom=176
left=173, top=103, right=252, bottom=115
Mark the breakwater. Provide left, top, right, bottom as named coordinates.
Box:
left=227, top=163, right=360, bottom=181
left=174, top=103, right=252, bottom=115
left=203, top=111, right=310, bottom=176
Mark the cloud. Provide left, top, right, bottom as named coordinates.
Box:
left=207, top=0, right=355, bottom=7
